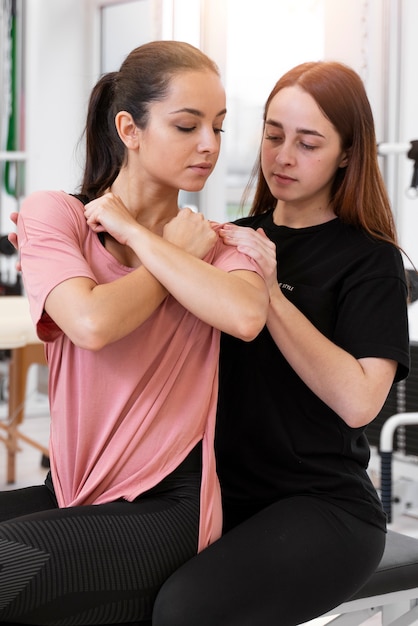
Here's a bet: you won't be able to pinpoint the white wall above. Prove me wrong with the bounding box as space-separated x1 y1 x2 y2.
20 0 418 264
24 0 94 195
23 0 199 196
323 0 418 267
324 0 386 134
396 0 418 267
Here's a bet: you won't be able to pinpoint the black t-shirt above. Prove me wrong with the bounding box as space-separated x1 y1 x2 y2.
215 212 410 531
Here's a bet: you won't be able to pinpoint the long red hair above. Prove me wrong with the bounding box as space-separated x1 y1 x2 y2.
247 61 397 246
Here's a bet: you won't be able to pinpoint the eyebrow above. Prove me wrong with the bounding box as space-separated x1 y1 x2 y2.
265 119 325 139
171 107 227 118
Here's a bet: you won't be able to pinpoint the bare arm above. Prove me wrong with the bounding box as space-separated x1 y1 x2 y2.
143 217 267 342
13 206 211 346
44 271 169 350
42 196 268 350
220 223 397 428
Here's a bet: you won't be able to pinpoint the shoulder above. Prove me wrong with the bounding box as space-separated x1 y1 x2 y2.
207 222 261 274
317 220 404 280
21 190 82 214
19 190 88 233
349 226 404 274
232 210 274 230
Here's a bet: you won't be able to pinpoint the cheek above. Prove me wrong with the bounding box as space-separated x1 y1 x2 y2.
260 153 269 178
314 156 338 177
261 147 273 169
314 158 343 187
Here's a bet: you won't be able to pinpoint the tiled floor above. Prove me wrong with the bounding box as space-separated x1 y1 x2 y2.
1 391 418 626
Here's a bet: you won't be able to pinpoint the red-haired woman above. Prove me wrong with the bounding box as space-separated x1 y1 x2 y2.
154 61 409 626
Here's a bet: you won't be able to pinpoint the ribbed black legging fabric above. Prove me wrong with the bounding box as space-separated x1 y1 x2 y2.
0 444 201 625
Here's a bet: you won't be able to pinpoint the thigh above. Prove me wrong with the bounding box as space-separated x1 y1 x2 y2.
0 483 57 522
153 496 386 626
0 471 201 625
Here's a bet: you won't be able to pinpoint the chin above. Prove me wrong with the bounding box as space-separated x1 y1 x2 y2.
182 182 207 193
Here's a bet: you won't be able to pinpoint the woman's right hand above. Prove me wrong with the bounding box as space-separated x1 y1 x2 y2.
163 208 217 259
84 192 139 245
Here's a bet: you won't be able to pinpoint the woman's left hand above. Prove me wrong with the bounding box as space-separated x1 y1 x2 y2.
220 224 278 291
164 208 217 259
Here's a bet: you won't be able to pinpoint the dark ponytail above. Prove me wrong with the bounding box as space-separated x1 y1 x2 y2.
80 72 125 200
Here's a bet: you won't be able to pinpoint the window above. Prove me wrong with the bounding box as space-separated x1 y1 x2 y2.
223 0 324 220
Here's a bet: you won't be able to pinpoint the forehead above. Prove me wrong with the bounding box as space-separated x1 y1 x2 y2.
267 85 334 133
160 69 226 113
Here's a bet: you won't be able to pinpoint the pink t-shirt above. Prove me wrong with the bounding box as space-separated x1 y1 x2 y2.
18 190 260 551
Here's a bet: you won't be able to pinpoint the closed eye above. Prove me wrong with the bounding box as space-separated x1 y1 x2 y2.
176 126 224 134
265 134 318 151
176 126 196 132
265 134 284 142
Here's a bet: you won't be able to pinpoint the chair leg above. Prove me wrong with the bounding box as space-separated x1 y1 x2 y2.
6 343 47 484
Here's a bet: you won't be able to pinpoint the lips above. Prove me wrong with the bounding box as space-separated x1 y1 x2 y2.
190 163 213 175
192 163 212 170
273 172 297 184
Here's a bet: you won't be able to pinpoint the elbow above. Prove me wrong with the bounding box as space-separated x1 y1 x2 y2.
237 319 265 342
234 306 268 342
341 403 382 429
224 275 269 341
69 316 109 351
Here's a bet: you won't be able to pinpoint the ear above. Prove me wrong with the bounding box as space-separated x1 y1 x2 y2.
338 149 350 169
115 111 140 149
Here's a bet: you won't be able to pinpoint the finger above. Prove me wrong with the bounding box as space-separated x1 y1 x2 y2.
220 222 236 231
177 207 193 218
256 227 268 238
87 222 106 233
222 229 267 251
8 233 18 252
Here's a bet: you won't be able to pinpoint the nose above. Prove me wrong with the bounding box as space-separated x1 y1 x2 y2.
198 126 221 154
275 141 296 166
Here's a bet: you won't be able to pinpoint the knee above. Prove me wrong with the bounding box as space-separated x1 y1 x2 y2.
153 574 190 626
153 543 222 626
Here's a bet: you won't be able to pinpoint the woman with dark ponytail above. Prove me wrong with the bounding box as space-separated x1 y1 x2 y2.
0 40 268 625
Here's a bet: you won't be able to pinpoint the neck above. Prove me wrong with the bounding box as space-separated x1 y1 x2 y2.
110 173 179 235
272 200 336 228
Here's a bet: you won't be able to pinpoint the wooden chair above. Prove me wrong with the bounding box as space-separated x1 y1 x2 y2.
0 296 48 483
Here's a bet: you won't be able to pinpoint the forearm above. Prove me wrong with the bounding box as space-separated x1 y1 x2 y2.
45 266 168 350
267 284 396 427
127 222 269 341
80 195 267 338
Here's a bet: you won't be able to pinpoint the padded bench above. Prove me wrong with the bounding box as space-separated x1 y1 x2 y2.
321 530 418 625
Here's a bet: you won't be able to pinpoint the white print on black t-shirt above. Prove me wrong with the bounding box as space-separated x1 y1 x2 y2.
279 283 294 292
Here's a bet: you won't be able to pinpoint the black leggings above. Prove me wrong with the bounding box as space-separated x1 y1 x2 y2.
0 445 201 625
153 495 386 626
